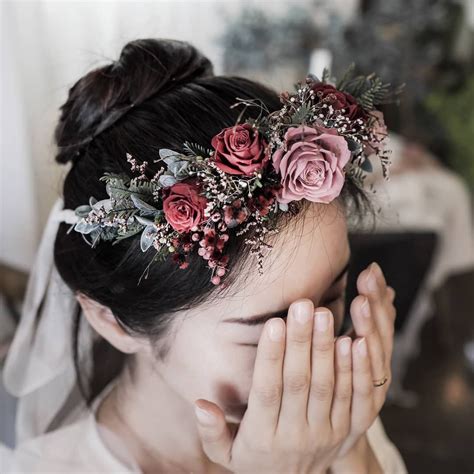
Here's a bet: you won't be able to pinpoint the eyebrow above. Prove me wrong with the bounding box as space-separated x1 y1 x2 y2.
223 253 351 326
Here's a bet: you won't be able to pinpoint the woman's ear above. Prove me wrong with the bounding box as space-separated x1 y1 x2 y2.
76 292 144 354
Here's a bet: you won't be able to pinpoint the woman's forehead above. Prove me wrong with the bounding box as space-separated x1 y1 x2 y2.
212 202 350 322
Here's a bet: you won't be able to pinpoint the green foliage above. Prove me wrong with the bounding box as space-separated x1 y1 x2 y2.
290 104 312 124
426 76 474 191
321 67 331 84
335 64 405 111
183 141 213 158
101 173 156 201
113 224 143 242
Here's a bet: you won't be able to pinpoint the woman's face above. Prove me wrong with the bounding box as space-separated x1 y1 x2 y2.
149 202 350 423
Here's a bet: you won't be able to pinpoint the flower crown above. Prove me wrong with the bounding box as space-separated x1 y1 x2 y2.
69 65 402 286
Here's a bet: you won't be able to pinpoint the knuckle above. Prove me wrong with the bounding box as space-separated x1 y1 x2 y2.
336 361 352 374
350 294 366 313
284 372 310 394
355 382 373 397
254 383 282 407
334 384 352 402
314 338 334 353
262 348 283 363
310 380 334 401
364 322 378 337
289 333 312 348
354 361 371 376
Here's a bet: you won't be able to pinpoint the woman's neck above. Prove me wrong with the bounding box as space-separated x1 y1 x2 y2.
95 356 230 474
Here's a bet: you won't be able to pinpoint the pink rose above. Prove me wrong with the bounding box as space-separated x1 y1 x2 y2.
211 123 269 176
163 182 207 233
365 110 388 155
272 125 351 204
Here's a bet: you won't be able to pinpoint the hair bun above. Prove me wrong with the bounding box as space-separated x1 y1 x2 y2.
54 38 214 164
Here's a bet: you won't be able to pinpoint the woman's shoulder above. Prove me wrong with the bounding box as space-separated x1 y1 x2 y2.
2 409 140 473
366 415 408 474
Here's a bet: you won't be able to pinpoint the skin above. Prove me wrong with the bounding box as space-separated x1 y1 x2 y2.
78 200 397 474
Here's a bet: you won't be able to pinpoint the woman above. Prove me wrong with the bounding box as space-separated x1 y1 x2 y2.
3 38 407 473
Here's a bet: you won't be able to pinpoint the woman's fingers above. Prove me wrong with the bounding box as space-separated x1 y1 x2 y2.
357 262 396 367
351 337 374 431
349 295 387 400
330 337 352 437
350 293 389 408
307 308 335 427
278 299 314 431
334 336 375 459
245 317 286 439
194 399 234 466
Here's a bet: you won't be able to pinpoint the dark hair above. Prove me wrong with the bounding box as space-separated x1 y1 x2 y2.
53 38 372 405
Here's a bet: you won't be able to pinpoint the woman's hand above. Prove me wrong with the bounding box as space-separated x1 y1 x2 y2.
334 261 397 460
193 299 360 474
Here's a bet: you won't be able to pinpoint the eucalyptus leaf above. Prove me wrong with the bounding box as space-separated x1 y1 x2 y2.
159 148 183 161
135 215 155 227
278 202 289 212
74 219 100 235
168 160 189 177
140 226 157 252
131 194 158 215
159 174 177 187
75 205 92 218
91 198 113 213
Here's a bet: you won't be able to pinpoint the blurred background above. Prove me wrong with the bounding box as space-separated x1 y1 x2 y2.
1 0 473 471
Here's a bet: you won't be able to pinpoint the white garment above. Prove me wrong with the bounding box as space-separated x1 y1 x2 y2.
1 377 407 473
2 198 94 445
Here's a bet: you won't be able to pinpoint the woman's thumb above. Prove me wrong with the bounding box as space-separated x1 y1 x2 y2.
194 399 233 467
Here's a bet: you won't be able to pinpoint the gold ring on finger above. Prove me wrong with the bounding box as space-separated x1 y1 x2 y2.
373 375 388 387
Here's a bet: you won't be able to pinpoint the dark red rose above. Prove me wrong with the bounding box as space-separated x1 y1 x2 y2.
311 83 365 120
211 123 269 176
163 182 207 233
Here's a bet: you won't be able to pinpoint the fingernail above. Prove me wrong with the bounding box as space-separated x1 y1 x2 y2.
268 319 284 341
293 300 312 325
339 337 351 356
315 311 329 332
361 297 370 318
195 405 215 425
357 338 367 356
366 263 378 292
372 261 383 278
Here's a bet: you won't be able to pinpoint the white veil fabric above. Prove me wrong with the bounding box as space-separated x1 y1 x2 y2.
2 198 94 445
